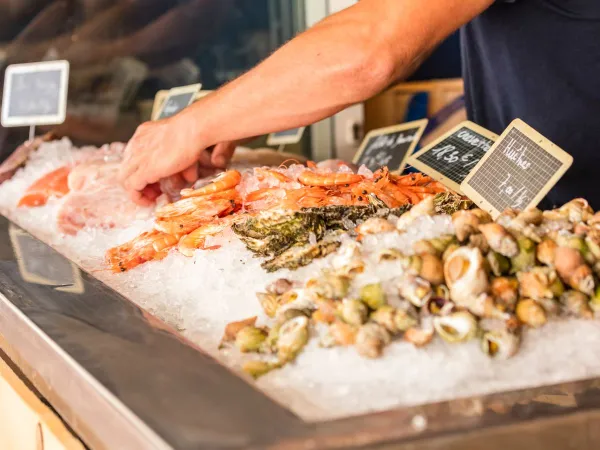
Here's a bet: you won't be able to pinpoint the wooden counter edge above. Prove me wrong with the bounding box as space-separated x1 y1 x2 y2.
0 355 85 450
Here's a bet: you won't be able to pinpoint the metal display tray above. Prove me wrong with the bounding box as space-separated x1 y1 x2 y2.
1 214 600 450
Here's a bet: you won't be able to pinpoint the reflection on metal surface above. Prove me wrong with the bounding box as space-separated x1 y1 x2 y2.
535 394 578 408
8 224 84 294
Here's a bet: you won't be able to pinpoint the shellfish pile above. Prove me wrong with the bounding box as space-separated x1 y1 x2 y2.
221 197 600 378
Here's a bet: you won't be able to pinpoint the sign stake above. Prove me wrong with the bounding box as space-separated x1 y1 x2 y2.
28 125 35 142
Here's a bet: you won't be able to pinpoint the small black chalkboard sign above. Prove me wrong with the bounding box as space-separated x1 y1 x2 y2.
267 127 306 146
1 60 69 127
353 120 427 173
408 121 497 192
461 119 573 218
156 83 201 120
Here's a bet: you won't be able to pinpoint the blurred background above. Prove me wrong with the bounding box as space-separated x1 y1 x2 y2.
0 0 462 162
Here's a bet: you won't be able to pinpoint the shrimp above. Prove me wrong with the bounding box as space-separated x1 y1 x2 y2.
254 168 292 183
244 187 287 211
156 191 239 219
393 173 433 186
178 221 230 256
18 166 71 207
179 170 241 198
154 199 236 235
106 230 180 273
298 171 363 187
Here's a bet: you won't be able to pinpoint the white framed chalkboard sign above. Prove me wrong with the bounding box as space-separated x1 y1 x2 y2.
461 119 573 218
408 121 498 193
155 83 201 120
353 119 428 173
267 127 306 146
1 60 69 127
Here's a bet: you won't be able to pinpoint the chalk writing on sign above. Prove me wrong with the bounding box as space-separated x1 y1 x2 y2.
354 120 427 173
461 119 573 217
408 122 497 192
2 60 69 127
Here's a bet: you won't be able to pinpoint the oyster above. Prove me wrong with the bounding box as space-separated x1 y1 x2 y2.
433 311 478 343
262 237 342 272
433 192 473 215
233 210 326 257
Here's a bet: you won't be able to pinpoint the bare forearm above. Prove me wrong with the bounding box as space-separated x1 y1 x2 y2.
182 0 493 147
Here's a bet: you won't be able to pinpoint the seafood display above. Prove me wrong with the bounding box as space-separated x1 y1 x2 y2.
106 165 447 273
5 137 600 422
15 142 156 235
222 198 600 378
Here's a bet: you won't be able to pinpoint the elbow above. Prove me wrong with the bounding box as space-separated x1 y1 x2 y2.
353 46 397 100
339 25 420 103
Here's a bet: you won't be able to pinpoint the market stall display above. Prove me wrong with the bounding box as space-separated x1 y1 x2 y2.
3 134 600 432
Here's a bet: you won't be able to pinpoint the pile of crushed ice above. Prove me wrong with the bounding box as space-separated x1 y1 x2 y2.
2 139 600 422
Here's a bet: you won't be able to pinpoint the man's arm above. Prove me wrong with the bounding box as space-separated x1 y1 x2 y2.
120 0 493 202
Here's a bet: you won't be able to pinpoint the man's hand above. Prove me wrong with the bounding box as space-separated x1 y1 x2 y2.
119 0 493 205
119 112 237 205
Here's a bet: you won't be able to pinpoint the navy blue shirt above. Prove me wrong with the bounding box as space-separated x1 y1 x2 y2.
461 0 600 208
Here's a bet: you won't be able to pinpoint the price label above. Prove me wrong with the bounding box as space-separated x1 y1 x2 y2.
353 119 428 173
461 119 573 218
408 121 497 193
267 127 306 146
1 60 69 127
154 83 201 120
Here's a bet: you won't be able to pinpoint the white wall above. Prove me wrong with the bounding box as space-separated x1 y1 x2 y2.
328 0 364 162
304 0 364 162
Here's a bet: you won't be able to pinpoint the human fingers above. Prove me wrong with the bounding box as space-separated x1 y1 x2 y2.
182 163 199 183
198 146 214 168
211 142 237 169
197 166 220 179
